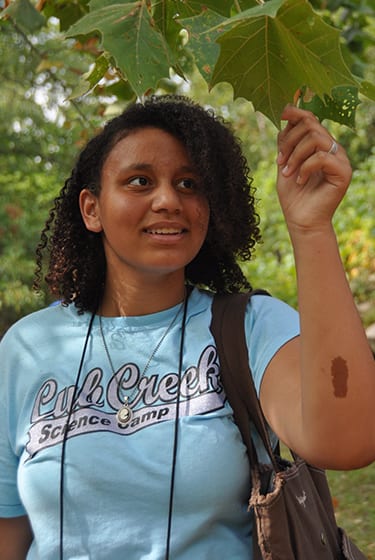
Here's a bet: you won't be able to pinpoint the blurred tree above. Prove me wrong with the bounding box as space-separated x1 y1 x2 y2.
0 16 108 335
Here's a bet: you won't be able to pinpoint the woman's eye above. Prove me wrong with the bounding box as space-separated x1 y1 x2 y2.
129 176 148 186
177 178 197 191
128 176 149 187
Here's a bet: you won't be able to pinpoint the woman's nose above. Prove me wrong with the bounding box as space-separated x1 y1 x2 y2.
151 182 182 213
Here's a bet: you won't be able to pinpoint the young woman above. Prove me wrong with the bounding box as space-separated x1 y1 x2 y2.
0 95 374 559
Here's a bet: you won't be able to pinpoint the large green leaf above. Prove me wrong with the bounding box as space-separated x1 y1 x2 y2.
2 0 45 32
66 1 177 97
208 0 360 127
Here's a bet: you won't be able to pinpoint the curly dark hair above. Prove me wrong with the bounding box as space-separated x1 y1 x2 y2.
34 95 261 312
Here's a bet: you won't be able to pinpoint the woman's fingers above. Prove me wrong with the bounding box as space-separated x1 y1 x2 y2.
277 105 351 189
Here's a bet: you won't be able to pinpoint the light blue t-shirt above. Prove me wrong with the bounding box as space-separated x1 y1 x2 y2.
0 288 299 559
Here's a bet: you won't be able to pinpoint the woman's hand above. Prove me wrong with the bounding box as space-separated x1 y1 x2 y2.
276 105 352 235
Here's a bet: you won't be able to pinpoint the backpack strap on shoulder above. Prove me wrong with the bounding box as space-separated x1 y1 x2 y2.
210 290 277 469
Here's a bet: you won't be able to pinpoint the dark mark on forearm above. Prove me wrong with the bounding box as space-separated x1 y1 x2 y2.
331 356 348 398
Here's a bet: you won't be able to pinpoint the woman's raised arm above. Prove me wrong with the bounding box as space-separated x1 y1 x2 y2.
260 105 375 470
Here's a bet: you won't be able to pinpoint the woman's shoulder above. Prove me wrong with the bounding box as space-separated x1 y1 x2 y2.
196 288 298 315
0 303 87 348
192 288 299 335
244 292 299 338
247 291 298 316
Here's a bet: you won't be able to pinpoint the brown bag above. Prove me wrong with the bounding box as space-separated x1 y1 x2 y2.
210 292 367 560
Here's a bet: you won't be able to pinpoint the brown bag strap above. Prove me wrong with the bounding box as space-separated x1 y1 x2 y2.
210 291 278 471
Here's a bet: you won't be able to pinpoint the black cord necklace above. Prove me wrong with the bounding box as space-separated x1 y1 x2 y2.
165 291 189 559
59 309 96 560
58 292 190 560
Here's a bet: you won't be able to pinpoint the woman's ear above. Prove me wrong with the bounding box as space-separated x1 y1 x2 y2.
79 189 103 233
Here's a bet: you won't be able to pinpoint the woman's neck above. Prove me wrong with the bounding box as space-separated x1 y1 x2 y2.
99 272 187 317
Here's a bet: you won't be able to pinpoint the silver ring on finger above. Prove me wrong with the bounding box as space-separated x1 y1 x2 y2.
327 140 338 155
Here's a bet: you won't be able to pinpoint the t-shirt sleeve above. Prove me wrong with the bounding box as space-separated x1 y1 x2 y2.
0 332 27 517
245 294 300 395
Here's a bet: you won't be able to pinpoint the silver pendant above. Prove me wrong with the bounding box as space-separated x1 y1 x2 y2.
117 403 132 426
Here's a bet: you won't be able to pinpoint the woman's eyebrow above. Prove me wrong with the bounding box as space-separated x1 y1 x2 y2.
117 163 199 174
118 162 152 172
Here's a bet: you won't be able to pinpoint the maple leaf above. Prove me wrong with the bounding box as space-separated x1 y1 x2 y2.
66 1 177 97
204 0 360 127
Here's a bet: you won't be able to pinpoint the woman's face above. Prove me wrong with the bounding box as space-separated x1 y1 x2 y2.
80 127 210 285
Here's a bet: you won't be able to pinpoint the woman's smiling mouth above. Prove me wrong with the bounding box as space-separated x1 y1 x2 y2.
145 228 186 235
144 222 188 236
